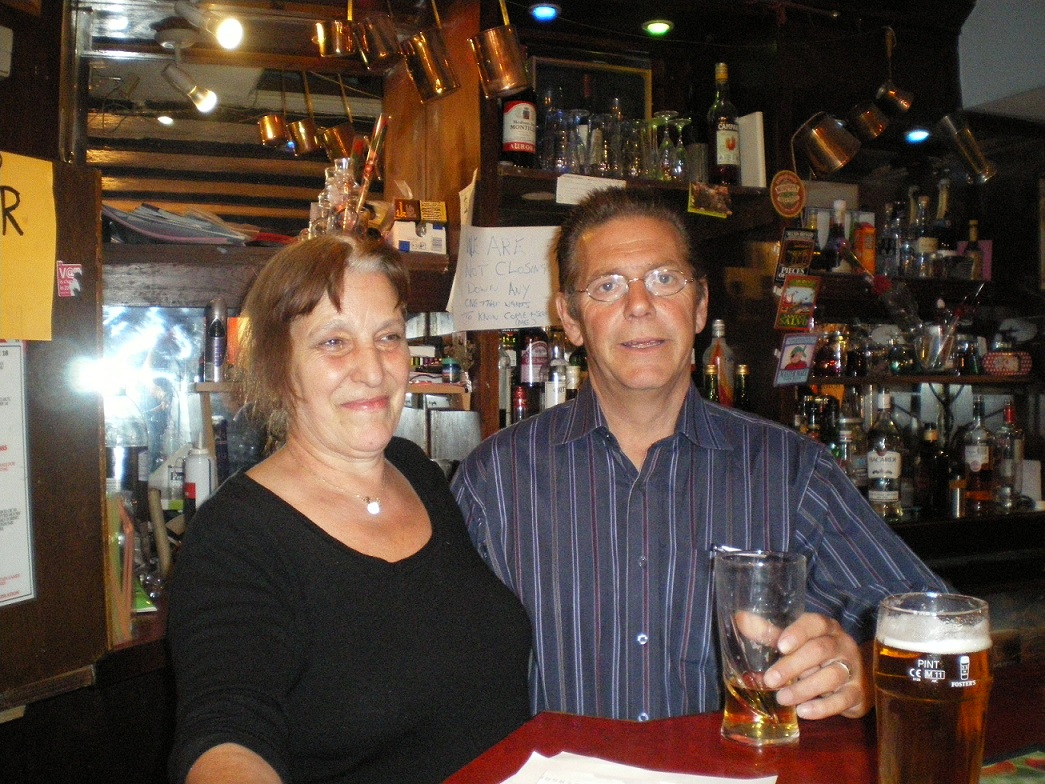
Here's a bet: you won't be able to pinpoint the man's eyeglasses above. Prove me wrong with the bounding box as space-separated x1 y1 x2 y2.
577 267 695 304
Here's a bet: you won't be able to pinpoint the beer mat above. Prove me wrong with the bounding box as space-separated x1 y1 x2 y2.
982 747 1045 781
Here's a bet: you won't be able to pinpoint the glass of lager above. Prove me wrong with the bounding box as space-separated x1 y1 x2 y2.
874 592 993 784
714 550 806 746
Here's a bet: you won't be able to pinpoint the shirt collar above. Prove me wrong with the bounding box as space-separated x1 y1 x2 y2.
558 382 733 452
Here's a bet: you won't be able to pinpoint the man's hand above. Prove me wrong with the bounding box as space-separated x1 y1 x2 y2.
762 612 872 719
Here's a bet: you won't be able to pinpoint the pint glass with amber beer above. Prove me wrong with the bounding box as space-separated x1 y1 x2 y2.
714 550 806 746
874 592 993 784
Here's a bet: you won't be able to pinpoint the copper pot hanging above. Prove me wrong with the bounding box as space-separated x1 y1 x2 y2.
848 101 889 142
315 0 358 58
468 0 529 99
357 8 400 69
287 72 321 156
792 112 861 178
258 71 291 147
402 0 460 102
321 75 356 162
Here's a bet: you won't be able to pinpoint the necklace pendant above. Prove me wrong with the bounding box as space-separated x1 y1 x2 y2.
362 497 381 515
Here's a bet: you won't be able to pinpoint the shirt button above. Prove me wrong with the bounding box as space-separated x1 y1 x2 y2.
637 712 649 722
638 555 648 568
636 632 648 645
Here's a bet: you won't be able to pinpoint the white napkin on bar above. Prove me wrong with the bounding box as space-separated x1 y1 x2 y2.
499 751 777 784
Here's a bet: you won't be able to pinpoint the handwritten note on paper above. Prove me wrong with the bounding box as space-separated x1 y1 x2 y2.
448 224 561 332
501 751 778 784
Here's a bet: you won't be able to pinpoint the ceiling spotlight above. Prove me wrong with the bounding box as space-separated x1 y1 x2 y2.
163 62 218 113
157 115 175 126
642 19 673 36
529 3 560 22
905 127 931 144
174 0 243 49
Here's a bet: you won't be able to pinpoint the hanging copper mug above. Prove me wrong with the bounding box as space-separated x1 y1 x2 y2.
321 75 356 162
315 0 358 58
402 0 460 103
848 101 889 142
468 0 528 98
258 71 291 147
287 72 321 156
357 11 400 69
315 20 357 57
791 112 861 178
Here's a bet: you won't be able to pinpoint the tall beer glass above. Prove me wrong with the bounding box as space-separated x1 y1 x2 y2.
874 592 993 784
714 550 806 746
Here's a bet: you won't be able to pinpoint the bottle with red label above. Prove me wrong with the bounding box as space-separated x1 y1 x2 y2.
517 326 549 413
501 82 538 168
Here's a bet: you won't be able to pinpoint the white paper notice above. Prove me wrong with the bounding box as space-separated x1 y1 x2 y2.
555 174 626 206
448 224 560 331
0 340 35 607
501 751 777 784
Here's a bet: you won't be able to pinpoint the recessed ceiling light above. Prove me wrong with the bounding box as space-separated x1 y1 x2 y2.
905 127 930 144
529 3 560 22
643 19 673 36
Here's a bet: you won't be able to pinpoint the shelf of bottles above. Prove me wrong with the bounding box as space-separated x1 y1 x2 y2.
806 374 1035 387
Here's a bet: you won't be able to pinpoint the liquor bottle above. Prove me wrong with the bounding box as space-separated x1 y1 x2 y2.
820 200 857 273
566 344 586 401
543 329 568 410
899 187 919 277
734 364 751 411
963 395 995 516
900 394 922 515
702 363 719 403
497 329 518 428
706 62 740 186
183 436 215 526
807 210 825 271
931 178 958 276
993 401 1024 513
517 325 549 414
964 220 984 280
912 194 938 278
702 319 736 406
511 384 536 423
876 202 902 277
866 391 905 524
838 415 869 496
914 423 949 519
501 81 538 168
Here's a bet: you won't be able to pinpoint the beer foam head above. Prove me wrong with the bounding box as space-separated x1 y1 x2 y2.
876 593 992 653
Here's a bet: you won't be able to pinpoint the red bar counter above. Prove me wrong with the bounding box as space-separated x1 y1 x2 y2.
445 660 1045 783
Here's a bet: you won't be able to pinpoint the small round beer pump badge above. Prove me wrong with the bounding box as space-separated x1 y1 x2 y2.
770 170 806 220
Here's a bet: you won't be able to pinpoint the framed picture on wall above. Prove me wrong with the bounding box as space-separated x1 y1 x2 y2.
529 56 652 120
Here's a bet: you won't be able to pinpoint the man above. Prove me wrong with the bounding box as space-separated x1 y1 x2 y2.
452 188 946 723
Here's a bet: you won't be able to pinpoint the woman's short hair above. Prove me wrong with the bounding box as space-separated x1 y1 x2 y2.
555 188 705 298
239 235 408 434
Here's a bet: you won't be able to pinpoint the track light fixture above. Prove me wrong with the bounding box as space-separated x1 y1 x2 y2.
174 0 243 50
155 20 218 113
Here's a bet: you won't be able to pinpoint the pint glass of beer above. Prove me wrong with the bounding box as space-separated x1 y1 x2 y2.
714 550 806 746
874 592 993 784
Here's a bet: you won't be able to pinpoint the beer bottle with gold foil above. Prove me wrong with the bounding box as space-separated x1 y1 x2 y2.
702 364 719 403
734 364 750 411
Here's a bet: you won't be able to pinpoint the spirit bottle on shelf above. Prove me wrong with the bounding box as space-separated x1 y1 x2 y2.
702 319 736 406
706 62 740 186
867 391 905 524
993 401 1024 513
963 395 995 516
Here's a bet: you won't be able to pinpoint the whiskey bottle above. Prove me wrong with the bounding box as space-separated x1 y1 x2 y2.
706 62 740 186
867 391 905 524
993 401 1024 513
702 319 736 406
963 395 995 515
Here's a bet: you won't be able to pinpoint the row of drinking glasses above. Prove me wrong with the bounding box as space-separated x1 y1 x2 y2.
539 109 703 183
305 156 369 238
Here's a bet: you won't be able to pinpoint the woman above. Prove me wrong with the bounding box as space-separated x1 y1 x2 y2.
167 235 532 784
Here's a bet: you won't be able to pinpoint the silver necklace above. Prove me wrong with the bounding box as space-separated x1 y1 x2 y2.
313 471 382 515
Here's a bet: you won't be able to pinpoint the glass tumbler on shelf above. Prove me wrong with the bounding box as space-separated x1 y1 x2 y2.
619 118 647 178
586 113 616 176
566 109 591 174
653 110 679 181
671 116 692 181
540 107 569 173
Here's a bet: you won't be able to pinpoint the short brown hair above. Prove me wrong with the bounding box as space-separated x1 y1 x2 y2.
555 188 705 297
239 235 408 434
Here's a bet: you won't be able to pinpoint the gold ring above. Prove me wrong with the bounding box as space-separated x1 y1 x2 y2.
830 659 853 681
